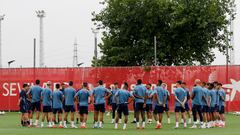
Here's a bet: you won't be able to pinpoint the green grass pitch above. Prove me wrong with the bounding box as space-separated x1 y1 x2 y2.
0 112 239 135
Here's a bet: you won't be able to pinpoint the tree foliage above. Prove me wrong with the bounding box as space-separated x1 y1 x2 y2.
92 0 236 66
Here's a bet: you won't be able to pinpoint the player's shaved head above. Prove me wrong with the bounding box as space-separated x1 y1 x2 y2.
195 79 201 85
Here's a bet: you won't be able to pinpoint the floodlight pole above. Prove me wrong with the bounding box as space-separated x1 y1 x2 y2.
36 10 45 67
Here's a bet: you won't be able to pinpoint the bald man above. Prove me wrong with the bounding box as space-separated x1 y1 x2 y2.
191 79 204 128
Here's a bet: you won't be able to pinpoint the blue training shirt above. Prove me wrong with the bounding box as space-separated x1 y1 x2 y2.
192 86 203 105
164 89 170 105
133 84 147 103
111 89 119 104
202 88 210 106
146 90 153 104
151 86 166 106
210 89 217 107
75 89 90 106
64 87 76 106
29 85 43 103
52 90 63 109
92 85 110 105
115 89 132 104
174 87 187 107
219 89 226 107
41 88 52 106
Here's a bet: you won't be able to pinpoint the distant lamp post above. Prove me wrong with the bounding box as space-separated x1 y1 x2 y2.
91 28 99 59
77 62 84 67
8 60 15 68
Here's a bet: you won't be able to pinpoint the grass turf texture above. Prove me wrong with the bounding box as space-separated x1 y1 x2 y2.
0 112 239 135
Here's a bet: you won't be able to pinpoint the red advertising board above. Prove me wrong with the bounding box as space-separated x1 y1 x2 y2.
0 66 240 111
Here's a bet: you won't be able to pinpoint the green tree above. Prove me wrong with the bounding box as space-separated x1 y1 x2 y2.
92 0 236 66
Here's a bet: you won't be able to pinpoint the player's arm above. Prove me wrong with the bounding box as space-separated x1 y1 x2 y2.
128 93 135 104
105 89 112 100
191 88 196 99
74 92 79 103
220 92 225 101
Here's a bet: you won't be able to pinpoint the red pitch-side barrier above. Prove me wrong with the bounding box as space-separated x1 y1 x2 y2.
0 66 240 111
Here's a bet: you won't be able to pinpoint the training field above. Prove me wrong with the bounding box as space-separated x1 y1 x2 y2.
0 112 239 135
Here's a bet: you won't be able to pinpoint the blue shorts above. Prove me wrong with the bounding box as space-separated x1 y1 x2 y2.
164 104 169 111
153 105 164 114
31 101 41 112
146 104 152 112
219 106 225 114
135 103 145 112
64 105 75 112
43 106 52 113
175 106 185 113
78 106 88 114
53 108 63 114
185 103 190 111
94 104 105 113
117 103 129 116
202 105 209 113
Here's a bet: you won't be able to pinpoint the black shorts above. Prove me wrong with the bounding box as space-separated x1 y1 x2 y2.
31 101 41 112
117 103 129 116
20 104 28 113
145 104 152 112
215 105 220 112
53 108 63 114
153 105 164 114
112 103 117 111
202 105 210 113
175 106 185 113
94 104 105 113
184 103 190 111
219 106 225 114
135 103 145 112
43 106 52 113
78 106 88 115
164 104 169 111
192 104 202 112
64 105 75 113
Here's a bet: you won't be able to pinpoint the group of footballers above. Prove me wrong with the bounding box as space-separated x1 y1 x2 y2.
18 78 226 130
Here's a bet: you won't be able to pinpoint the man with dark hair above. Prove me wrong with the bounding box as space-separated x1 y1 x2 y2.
18 83 29 126
111 82 121 124
181 82 192 124
63 81 77 128
114 82 134 130
162 83 171 124
133 79 147 129
28 79 43 127
92 80 112 128
146 83 153 124
191 79 204 128
75 82 91 128
150 80 166 129
52 83 64 128
174 81 187 128
41 81 53 128
202 82 210 128
217 83 226 127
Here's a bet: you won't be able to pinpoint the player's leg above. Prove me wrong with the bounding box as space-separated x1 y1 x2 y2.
114 105 121 129
197 105 204 128
70 106 77 128
99 104 105 128
154 106 161 129
140 104 146 129
175 107 179 128
191 105 197 128
135 103 141 128
35 102 41 126
111 103 116 123
93 110 99 128
123 104 129 130
63 106 69 128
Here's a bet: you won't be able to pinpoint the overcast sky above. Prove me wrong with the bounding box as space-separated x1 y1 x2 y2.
0 0 239 68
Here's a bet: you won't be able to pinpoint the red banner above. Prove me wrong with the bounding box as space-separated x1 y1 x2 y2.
0 66 240 111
